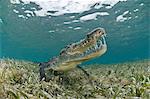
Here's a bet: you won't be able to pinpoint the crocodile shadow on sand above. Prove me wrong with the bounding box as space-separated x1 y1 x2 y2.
39 28 107 81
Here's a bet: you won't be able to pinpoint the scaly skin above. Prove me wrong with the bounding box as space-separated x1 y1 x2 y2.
39 28 107 80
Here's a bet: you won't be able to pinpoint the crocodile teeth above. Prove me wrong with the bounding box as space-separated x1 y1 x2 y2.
101 35 106 45
98 41 102 47
95 44 98 49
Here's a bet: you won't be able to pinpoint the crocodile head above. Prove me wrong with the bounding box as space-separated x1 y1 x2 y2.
60 28 107 57
79 28 107 60
54 28 107 71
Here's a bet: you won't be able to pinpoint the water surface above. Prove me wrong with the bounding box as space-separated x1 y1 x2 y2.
0 0 149 64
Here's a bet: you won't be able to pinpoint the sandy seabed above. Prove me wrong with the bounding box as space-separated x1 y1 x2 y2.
0 59 149 99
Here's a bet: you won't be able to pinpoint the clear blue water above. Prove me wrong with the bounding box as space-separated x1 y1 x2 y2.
0 0 149 64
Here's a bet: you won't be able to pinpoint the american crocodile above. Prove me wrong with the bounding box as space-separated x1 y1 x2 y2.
39 28 107 80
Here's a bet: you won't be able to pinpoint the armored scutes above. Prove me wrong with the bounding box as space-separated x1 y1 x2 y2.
39 28 107 80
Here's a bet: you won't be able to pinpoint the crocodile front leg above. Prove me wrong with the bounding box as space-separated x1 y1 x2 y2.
77 65 90 78
39 62 47 81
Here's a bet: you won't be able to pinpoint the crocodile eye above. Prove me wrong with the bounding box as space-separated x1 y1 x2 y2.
98 31 102 33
